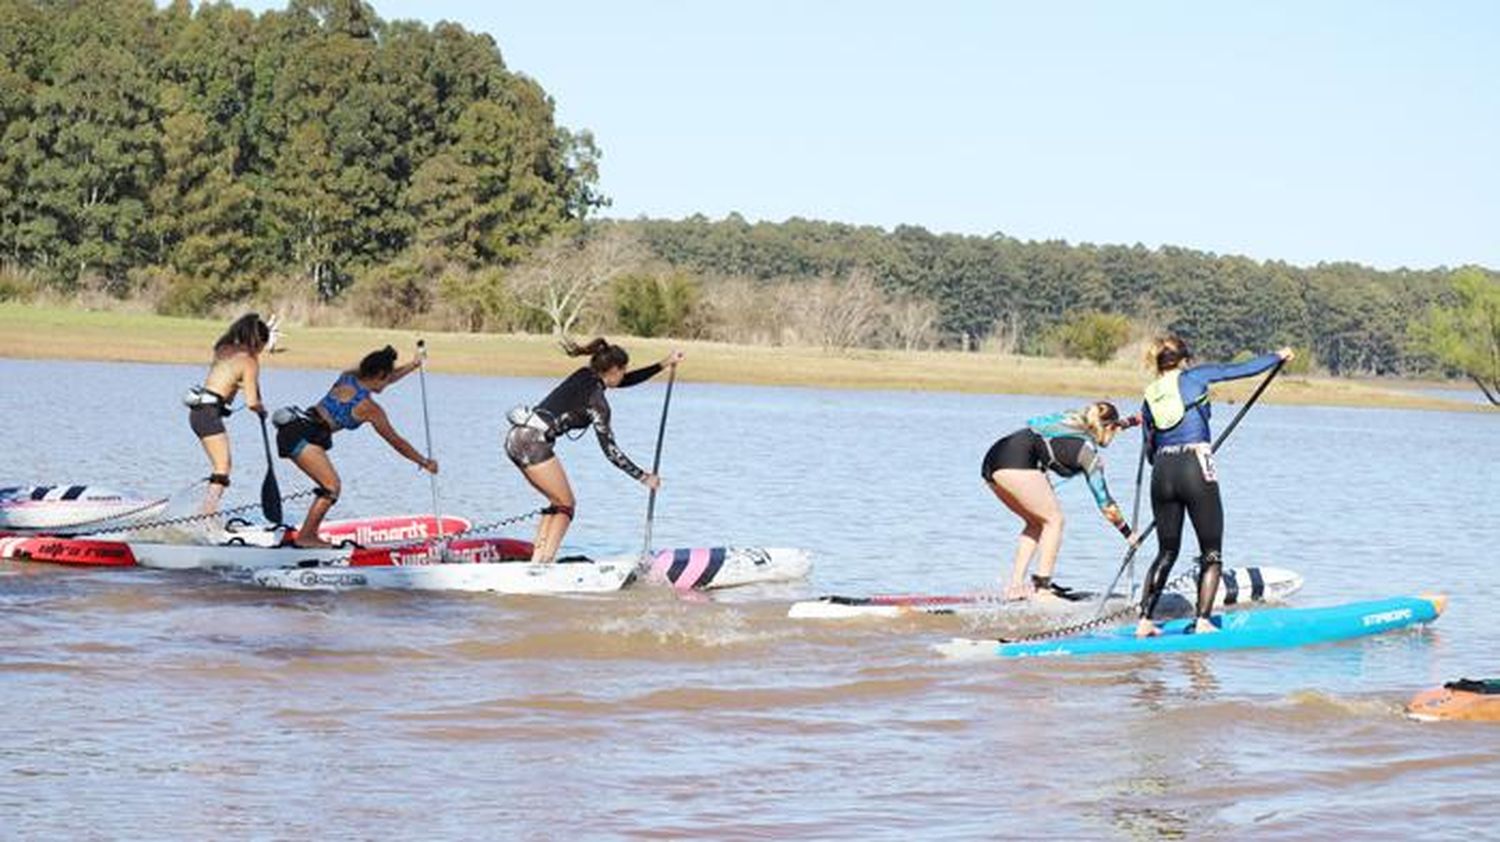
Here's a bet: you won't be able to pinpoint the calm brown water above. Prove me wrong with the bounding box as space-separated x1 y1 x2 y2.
3 358 1498 839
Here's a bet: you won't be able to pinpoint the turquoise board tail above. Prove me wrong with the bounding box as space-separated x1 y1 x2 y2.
981 595 1445 659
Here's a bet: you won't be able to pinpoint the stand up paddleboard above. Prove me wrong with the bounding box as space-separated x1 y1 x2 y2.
1 514 529 570
253 546 813 594
252 556 636 594
0 485 166 531
1406 679 1500 723
935 595 1444 659
790 566 1301 620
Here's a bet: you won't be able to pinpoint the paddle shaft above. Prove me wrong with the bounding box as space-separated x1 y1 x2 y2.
258 414 283 525
641 365 677 558
415 339 443 539
1094 359 1286 617
1125 435 1147 597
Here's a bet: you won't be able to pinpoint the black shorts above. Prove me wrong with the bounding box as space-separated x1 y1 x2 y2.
276 414 334 459
188 405 229 439
982 430 1046 478
504 425 556 469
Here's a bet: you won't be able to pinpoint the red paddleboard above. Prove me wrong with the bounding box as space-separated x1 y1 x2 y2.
0 534 136 566
287 514 473 547
348 536 533 567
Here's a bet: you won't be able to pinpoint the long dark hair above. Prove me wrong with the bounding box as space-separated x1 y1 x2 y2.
563 337 629 374
356 345 398 380
214 313 270 357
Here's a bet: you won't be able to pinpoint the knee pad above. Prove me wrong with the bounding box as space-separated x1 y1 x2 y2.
541 504 575 520
208 473 231 488
313 486 339 504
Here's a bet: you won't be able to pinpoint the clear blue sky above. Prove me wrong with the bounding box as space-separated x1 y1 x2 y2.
237 0 1498 270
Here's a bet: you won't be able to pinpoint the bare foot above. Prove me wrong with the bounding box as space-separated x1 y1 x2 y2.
1193 618 1219 634
1135 619 1161 638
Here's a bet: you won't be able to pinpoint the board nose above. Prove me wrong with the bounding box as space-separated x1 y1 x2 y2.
1421 593 1448 616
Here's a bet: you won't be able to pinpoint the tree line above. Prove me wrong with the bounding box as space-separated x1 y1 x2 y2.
2 0 1496 394
0 0 601 309
620 215 1500 378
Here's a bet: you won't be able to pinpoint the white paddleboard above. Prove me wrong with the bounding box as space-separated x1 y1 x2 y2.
251 556 636 594
788 566 1304 619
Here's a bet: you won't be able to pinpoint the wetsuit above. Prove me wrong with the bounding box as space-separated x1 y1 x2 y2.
504 364 663 477
1138 353 1281 620
982 412 1130 538
275 372 369 459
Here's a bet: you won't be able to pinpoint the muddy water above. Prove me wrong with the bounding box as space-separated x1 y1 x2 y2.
2 358 1497 838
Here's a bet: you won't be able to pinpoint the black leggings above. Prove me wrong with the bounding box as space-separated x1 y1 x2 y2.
1141 448 1224 619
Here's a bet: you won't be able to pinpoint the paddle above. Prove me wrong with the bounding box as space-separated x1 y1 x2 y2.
258 414 283 525
1124 429 1148 599
415 338 444 539
1093 359 1286 618
640 363 678 560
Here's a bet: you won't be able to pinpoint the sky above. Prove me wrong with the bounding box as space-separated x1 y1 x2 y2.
235 0 1499 270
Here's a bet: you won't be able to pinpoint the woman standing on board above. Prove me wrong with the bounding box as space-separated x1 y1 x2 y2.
1135 336 1293 637
505 338 683 563
185 313 276 513
274 345 437 548
983 402 1138 601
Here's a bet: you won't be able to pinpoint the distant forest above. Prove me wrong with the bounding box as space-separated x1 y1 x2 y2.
1 0 1495 380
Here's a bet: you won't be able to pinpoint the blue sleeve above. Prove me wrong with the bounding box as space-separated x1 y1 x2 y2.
1189 353 1281 385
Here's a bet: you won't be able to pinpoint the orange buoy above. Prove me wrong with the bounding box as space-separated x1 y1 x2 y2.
1406 679 1500 722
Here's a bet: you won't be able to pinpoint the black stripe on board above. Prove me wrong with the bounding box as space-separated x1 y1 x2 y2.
30 486 53 500
1222 569 1239 605
693 547 727 588
1249 567 1265 601
61 485 86 501
666 548 691 584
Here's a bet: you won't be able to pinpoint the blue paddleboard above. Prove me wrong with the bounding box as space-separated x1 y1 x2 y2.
937 595 1445 659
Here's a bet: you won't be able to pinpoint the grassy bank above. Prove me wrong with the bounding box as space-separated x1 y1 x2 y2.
0 303 1478 412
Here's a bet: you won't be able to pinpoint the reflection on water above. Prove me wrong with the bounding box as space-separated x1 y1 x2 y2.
1 358 1498 838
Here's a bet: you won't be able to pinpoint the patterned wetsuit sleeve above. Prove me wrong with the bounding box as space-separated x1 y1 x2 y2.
1076 445 1118 512
1191 353 1281 385
588 390 646 480
618 363 664 389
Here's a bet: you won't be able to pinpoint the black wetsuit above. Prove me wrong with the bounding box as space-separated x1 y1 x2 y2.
1138 354 1281 621
504 364 663 477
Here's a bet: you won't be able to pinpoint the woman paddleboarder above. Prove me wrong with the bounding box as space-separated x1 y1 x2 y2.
1135 336 1293 636
983 402 1138 601
185 313 275 513
274 345 437 548
505 338 683 563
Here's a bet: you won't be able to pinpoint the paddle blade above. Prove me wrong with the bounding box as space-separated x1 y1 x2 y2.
258 417 283 524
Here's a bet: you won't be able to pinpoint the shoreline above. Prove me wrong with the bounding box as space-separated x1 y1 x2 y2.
0 303 1482 412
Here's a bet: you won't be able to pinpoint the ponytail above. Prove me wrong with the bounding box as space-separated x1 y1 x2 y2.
562 336 629 374
357 345 398 379
1146 334 1192 373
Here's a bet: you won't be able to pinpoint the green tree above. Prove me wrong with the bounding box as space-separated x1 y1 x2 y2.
614 272 700 337
1047 310 1133 365
1411 268 1500 405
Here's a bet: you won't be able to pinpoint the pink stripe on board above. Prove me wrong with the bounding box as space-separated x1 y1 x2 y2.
649 549 674 579
673 547 712 590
